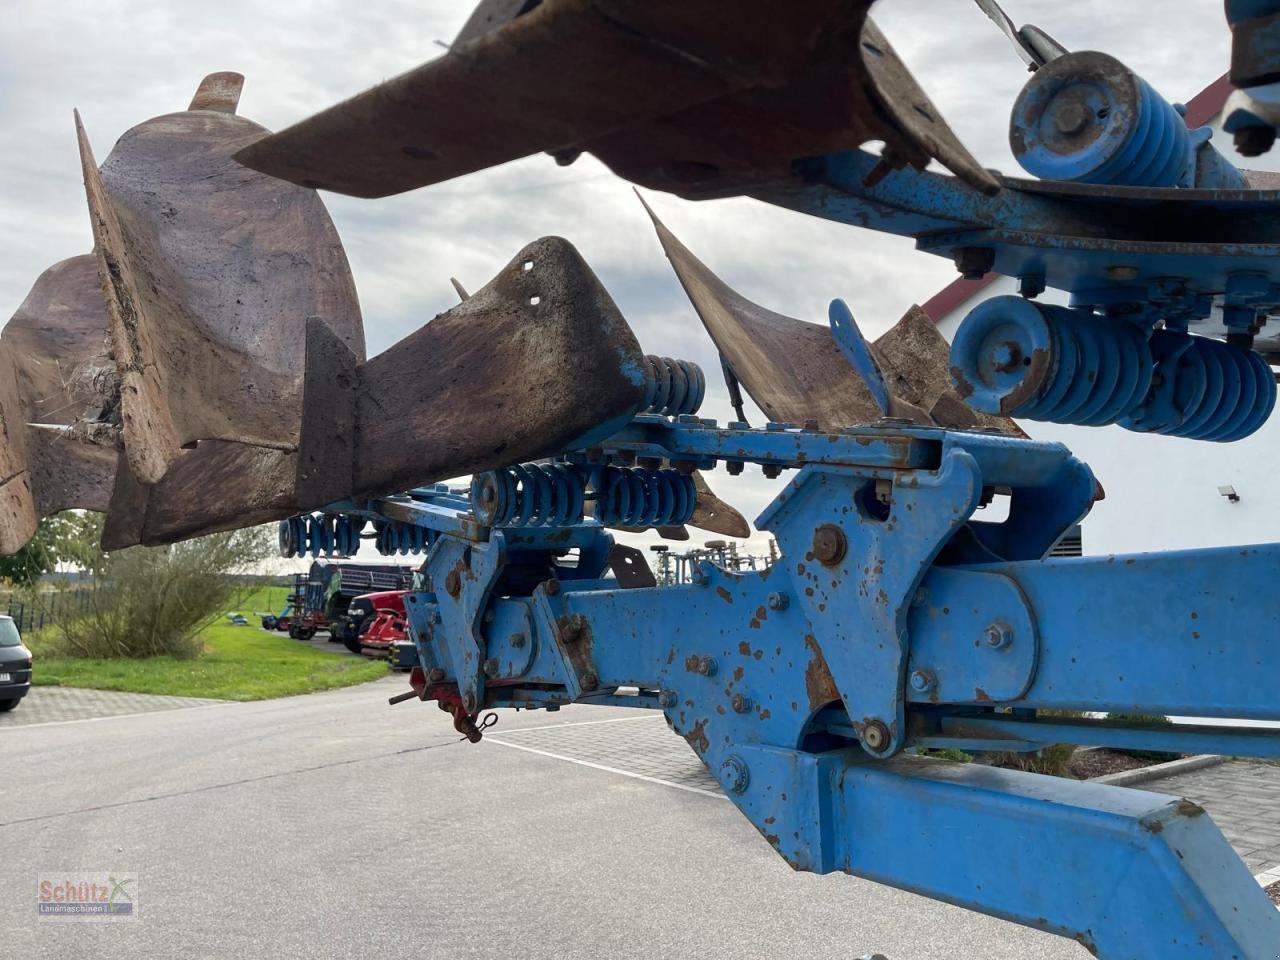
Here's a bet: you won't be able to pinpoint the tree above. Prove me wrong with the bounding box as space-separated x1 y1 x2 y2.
0 513 101 586
49 525 276 660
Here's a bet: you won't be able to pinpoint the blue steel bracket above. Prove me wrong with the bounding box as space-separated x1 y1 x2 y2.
729 745 1280 959
426 536 503 714
755 149 1280 348
755 450 986 757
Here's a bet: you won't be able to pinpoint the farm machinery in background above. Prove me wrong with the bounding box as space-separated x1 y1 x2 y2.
649 540 778 587
5 1 1280 956
261 561 416 642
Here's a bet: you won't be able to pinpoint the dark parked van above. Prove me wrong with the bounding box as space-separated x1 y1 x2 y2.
0 615 32 712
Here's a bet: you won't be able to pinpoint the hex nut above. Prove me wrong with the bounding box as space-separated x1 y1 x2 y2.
984 621 1013 650
909 669 936 694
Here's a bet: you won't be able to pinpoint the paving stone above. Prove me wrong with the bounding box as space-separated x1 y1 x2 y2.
1141 760 1280 875
488 715 722 795
0 685 223 727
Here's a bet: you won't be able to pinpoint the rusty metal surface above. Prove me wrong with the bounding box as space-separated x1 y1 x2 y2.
234 3 995 200
75 95 365 488
0 344 34 554
643 199 884 428
1 74 655 554
188 71 245 113
645 200 1021 435
347 236 646 501
105 236 649 548
101 443 296 550
0 255 120 551
689 472 750 539
874 305 1024 436
453 0 540 47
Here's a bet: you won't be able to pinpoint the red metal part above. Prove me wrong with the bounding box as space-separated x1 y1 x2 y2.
358 607 410 653
408 667 487 742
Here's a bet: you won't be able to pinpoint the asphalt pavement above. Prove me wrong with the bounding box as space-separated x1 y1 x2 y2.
0 677 1101 959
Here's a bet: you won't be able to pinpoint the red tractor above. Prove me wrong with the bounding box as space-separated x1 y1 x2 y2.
333 589 409 656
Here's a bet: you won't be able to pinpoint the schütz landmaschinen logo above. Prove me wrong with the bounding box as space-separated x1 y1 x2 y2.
38 872 138 920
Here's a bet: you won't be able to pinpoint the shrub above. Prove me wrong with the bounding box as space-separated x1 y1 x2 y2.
46 524 275 660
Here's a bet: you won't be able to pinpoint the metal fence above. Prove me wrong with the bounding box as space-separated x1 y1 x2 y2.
4 590 94 635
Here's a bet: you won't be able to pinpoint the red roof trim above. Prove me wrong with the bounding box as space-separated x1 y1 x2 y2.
1182 73 1234 130
921 74 1235 325
921 273 999 323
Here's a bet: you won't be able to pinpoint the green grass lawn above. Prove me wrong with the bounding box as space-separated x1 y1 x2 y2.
27 586 389 700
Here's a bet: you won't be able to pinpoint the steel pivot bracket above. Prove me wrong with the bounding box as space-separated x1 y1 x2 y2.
757 448 984 756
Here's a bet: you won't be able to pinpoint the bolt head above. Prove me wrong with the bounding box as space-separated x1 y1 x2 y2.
909 669 936 694
559 616 584 643
720 755 750 794
767 592 789 611
543 579 561 597
483 658 500 678
580 672 599 691
697 656 717 677
731 693 752 714
812 524 848 566
426 667 446 684
658 690 678 709
984 622 1013 650
861 719 891 754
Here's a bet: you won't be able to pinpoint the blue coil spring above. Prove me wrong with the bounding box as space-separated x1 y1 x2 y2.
1010 51 1192 187
470 462 586 527
1118 331 1277 442
951 297 1154 426
594 466 696 528
641 355 705 417
278 515 366 559
373 521 434 556
950 296 1277 441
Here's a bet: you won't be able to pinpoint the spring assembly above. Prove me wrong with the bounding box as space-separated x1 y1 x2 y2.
1010 50 1245 189
1118 330 1277 441
640 355 705 417
951 296 1277 441
593 466 696 528
278 515 367 559
951 297 1154 426
373 521 434 556
470 462 586 527
333 516 364 557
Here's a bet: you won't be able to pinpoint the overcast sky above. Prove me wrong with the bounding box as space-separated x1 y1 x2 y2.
0 1 1240 560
